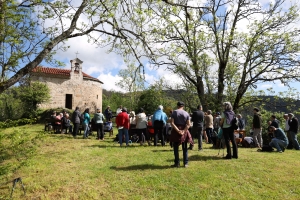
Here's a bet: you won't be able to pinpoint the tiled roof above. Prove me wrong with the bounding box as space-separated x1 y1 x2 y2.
32 66 103 83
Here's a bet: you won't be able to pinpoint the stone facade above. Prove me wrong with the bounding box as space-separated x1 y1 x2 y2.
31 58 103 113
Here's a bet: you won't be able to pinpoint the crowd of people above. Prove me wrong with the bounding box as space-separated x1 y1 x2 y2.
48 101 299 168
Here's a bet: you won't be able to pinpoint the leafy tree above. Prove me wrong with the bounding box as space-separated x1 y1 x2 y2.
18 81 50 118
138 83 176 115
116 63 145 110
0 0 148 93
126 0 300 112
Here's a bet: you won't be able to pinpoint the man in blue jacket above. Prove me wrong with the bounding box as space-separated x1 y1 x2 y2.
152 105 168 146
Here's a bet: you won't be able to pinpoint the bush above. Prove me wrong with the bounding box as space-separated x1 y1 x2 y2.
0 118 37 129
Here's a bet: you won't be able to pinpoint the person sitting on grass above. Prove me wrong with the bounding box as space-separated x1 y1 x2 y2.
268 126 289 153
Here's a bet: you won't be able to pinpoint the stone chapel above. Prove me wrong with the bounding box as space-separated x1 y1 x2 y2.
30 57 103 112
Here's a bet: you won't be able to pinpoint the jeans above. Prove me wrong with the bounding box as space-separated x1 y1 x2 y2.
252 128 263 148
83 123 89 138
206 128 213 143
96 123 104 139
192 126 203 149
118 128 129 146
173 142 188 165
223 127 238 158
289 131 300 150
269 138 288 152
73 123 80 137
154 120 165 146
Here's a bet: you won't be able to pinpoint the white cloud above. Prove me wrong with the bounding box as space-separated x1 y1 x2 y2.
97 72 124 92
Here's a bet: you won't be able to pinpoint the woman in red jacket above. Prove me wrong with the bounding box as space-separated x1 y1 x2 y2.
116 107 130 146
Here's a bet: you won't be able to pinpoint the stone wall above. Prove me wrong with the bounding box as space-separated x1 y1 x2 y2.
31 75 102 113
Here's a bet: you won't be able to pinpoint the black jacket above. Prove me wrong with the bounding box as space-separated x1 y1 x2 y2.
288 117 298 134
191 110 204 127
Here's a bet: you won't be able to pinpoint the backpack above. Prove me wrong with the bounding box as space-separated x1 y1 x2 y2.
231 117 238 130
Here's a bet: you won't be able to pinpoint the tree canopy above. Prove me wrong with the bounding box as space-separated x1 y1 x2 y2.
1 0 300 112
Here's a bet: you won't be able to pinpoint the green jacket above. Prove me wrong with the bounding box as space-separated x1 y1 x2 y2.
253 112 262 129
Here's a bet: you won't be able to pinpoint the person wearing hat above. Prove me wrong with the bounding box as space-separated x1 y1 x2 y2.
152 105 168 146
252 107 263 148
169 101 193 167
287 113 300 150
116 107 130 146
93 108 106 140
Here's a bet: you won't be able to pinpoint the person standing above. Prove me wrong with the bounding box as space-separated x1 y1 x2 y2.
283 114 292 149
191 105 204 151
135 108 151 146
104 106 112 121
93 108 106 140
220 102 238 159
152 105 168 146
288 113 300 150
269 126 289 153
72 107 81 138
237 114 245 130
252 107 263 148
82 108 90 139
169 101 193 167
116 105 123 115
116 107 130 146
204 110 214 144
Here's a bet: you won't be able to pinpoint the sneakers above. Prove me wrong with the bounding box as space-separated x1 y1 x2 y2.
282 147 285 152
184 164 188 168
278 150 283 153
171 164 180 168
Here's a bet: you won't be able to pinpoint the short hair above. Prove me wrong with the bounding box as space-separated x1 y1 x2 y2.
223 102 233 111
269 126 276 130
158 105 163 110
237 114 242 118
75 107 79 110
271 115 276 119
197 105 202 109
253 107 259 112
177 101 184 107
288 113 294 117
207 110 212 114
138 108 144 113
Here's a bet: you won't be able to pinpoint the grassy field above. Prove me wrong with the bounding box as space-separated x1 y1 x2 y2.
1 124 300 200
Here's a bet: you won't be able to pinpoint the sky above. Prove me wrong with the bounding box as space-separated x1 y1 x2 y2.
40 0 300 95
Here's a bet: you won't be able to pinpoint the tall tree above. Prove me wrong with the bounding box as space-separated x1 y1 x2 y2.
116 62 145 110
0 0 147 93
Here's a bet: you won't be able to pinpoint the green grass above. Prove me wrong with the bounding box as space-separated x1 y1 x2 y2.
1 124 300 199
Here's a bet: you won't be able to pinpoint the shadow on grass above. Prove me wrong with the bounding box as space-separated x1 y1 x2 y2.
152 149 173 152
110 164 171 171
188 154 224 161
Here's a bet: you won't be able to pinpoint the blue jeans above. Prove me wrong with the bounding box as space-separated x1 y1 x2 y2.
83 123 89 138
289 131 300 150
269 138 288 152
118 128 129 146
173 142 188 165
